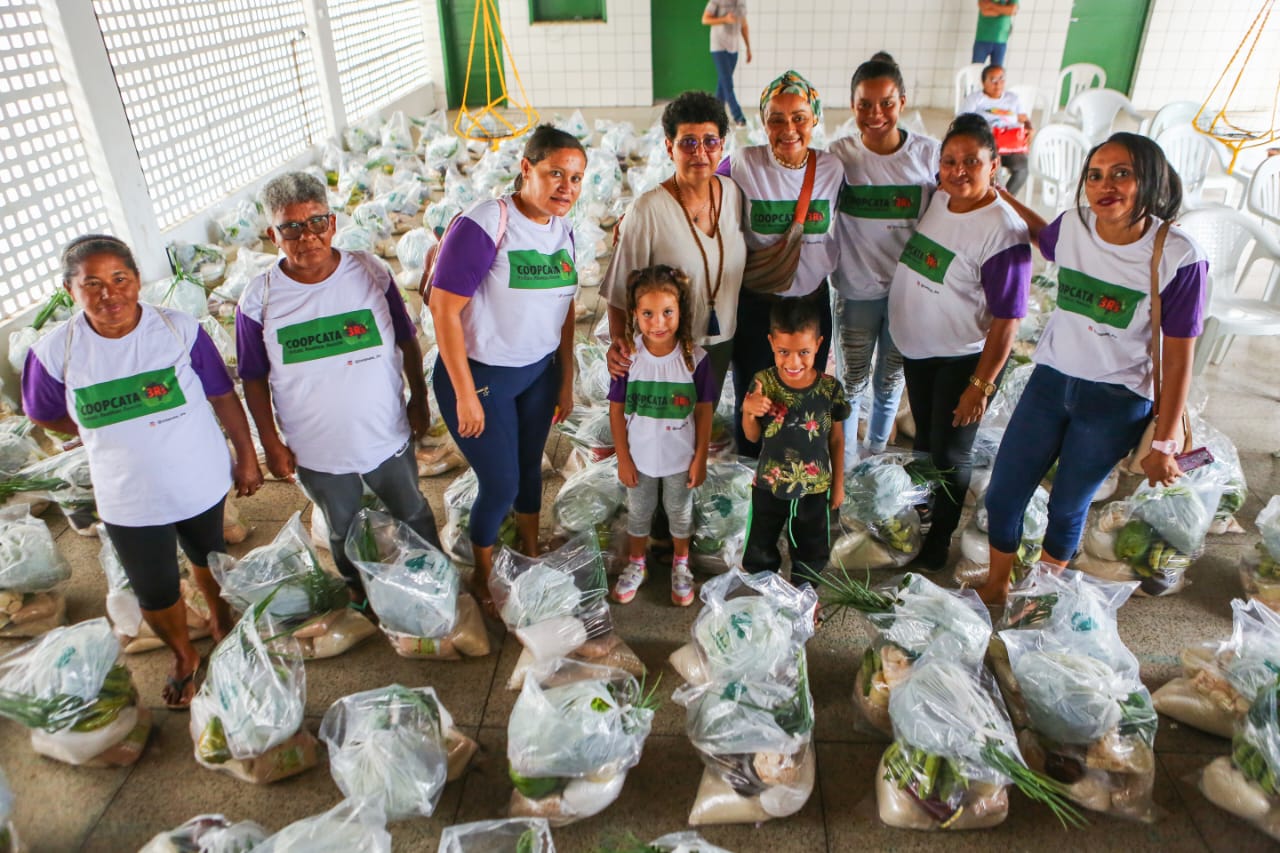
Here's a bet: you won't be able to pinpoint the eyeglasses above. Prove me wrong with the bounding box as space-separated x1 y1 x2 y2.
273 214 332 240
674 135 723 153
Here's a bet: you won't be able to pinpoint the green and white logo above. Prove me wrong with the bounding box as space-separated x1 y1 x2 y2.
507 249 578 289
750 200 832 235
74 366 186 429
276 309 383 365
1057 268 1142 329
839 185 922 220
624 379 696 420
899 232 955 285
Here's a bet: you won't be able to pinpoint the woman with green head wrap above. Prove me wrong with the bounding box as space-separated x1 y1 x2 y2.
719 69 844 458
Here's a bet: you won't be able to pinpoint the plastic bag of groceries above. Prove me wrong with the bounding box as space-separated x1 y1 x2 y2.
210 247 275 307
491 533 643 688
1193 417 1248 534
395 227 436 285
99 526 211 653
1243 496 1280 611
954 485 1049 588
551 458 626 546
0 617 149 767
876 651 1085 831
690 458 753 574
438 818 555 852
1153 598 1280 738
1199 680 1280 841
139 814 268 853
15 445 98 534
0 504 69 637
574 342 612 407
595 119 637 159
832 452 944 571
441 468 518 565
319 684 478 821
213 199 267 248
1075 463 1228 596
555 407 616 466
190 599 317 784
344 112 382 154
602 833 733 853
345 509 489 660
0 425 42 483
822 571 992 737
508 658 656 826
256 798 390 853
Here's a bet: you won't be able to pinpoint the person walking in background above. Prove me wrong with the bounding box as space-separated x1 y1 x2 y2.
702 1 752 128
961 64 1033 196
973 0 1018 66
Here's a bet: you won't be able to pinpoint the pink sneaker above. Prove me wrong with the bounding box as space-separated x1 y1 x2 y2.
671 560 695 607
612 560 647 604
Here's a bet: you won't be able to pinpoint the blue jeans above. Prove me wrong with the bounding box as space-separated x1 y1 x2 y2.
836 295 903 460
711 50 745 123
972 40 1008 65
985 365 1152 560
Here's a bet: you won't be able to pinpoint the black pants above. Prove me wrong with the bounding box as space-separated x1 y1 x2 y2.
743 487 831 586
902 353 1007 548
103 496 227 611
732 281 833 457
1002 153 1029 196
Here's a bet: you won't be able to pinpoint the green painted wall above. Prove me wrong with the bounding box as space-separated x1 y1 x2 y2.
438 0 507 109
651 0 718 101
1061 0 1151 98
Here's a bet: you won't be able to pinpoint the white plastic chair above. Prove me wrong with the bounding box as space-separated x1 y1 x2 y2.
1007 85 1038 124
1045 63 1107 126
1178 208 1280 372
954 63 986 115
1027 124 1089 213
1246 154 1280 227
1156 125 1217 210
1065 89 1145 146
1139 100 1199 139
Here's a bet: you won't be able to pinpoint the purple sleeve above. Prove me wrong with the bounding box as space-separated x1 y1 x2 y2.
21 349 68 423
607 373 628 404
716 157 732 177
430 217 498 298
190 327 234 397
980 243 1032 319
234 308 271 381
1038 213 1065 262
383 278 416 343
693 356 716 403
1161 260 1207 338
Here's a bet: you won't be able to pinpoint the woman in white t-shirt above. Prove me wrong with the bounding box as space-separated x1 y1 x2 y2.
429 126 585 612
720 69 845 457
603 90 746 398
887 113 1032 570
978 132 1207 605
23 235 262 709
831 57 940 463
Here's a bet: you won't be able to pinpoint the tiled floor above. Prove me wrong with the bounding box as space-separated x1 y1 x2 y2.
6 107 1280 851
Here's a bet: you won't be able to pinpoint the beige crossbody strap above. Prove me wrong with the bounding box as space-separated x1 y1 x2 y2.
1148 221 1172 412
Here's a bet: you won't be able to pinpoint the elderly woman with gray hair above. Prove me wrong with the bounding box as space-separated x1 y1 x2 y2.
235 171 439 603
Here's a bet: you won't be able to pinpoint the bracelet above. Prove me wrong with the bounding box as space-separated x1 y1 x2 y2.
969 374 997 396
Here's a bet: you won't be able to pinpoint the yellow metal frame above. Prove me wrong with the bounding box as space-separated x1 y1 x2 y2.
453 0 539 148
1193 0 1279 173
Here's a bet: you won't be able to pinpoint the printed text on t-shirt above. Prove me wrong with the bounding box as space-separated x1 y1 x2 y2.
624 379 697 420
900 232 955 285
1057 268 1141 329
74 366 187 429
750 200 832 235
276 309 384 364
507 249 578 289
839 185 922 220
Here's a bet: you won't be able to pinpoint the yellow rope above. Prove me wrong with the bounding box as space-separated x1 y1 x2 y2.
453 0 539 148
1193 0 1279 173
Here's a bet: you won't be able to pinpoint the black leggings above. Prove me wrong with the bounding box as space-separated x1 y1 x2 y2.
102 496 226 611
902 354 1007 547
743 488 831 587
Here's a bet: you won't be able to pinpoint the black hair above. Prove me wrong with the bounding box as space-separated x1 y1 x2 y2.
769 297 821 337
870 51 896 65
623 265 696 371
513 124 586 191
943 112 998 160
981 64 1004 83
662 90 729 140
1075 132 1183 228
61 234 137 284
851 59 906 101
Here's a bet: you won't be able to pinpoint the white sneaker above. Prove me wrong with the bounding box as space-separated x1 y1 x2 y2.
671 561 695 607
612 561 647 604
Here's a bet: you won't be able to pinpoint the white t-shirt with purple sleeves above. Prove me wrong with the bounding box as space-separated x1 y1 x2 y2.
1033 209 1207 399
830 130 940 300
961 90 1026 130
430 195 577 367
235 250 416 475
22 304 234 527
888 190 1031 359
607 336 716 478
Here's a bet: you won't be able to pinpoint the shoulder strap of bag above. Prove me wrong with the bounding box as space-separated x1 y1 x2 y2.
1148 220 1172 412
792 150 818 229
420 197 508 301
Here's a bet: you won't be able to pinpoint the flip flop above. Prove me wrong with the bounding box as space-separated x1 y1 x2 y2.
163 656 206 711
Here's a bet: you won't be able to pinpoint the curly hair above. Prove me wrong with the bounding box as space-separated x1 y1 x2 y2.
662 91 729 140
623 264 696 372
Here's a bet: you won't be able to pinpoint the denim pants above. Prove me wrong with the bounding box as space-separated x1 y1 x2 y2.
627 471 694 539
985 365 1152 560
836 295 904 459
711 50 745 123
298 442 440 587
972 40 1008 65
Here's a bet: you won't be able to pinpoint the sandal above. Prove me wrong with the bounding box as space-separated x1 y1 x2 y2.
163 656 206 711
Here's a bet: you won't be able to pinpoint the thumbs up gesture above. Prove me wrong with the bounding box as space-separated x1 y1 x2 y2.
743 378 774 418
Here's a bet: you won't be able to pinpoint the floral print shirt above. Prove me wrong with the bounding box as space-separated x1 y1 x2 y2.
750 367 851 500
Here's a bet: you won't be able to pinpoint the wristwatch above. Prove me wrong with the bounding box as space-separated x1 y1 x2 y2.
1151 438 1179 456
968 374 997 396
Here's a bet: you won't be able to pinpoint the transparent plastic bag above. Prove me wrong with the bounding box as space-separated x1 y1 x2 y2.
690 459 753 573
956 485 1049 582
0 504 69 594
257 798 391 853
211 248 275 304
346 509 459 639
441 469 518 565
1128 463 1227 557
169 243 227 286
690 570 818 682
1193 416 1248 531
637 833 733 853
344 113 382 154
1242 545 1280 613
0 431 42 479
1260 496 1280 558
552 458 625 538
139 815 268 853
395 227 436 277
0 617 127 734
835 453 939 569
381 110 413 150
438 818 555 853
573 342 612 406
425 198 464 237
16 444 97 533
1198 682 1280 841
319 684 457 820
214 200 266 248
555 408 616 465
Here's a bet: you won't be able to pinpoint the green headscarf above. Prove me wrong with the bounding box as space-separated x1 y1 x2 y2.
759 70 822 122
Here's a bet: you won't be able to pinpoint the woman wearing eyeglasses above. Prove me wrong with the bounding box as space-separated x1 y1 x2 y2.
603 90 746 398
235 171 439 605
719 70 844 457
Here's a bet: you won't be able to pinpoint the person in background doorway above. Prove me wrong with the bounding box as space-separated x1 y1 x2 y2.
702 1 752 128
961 64 1032 196
973 0 1018 66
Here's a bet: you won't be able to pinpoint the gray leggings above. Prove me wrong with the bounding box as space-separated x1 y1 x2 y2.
626 471 694 539
298 441 441 586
